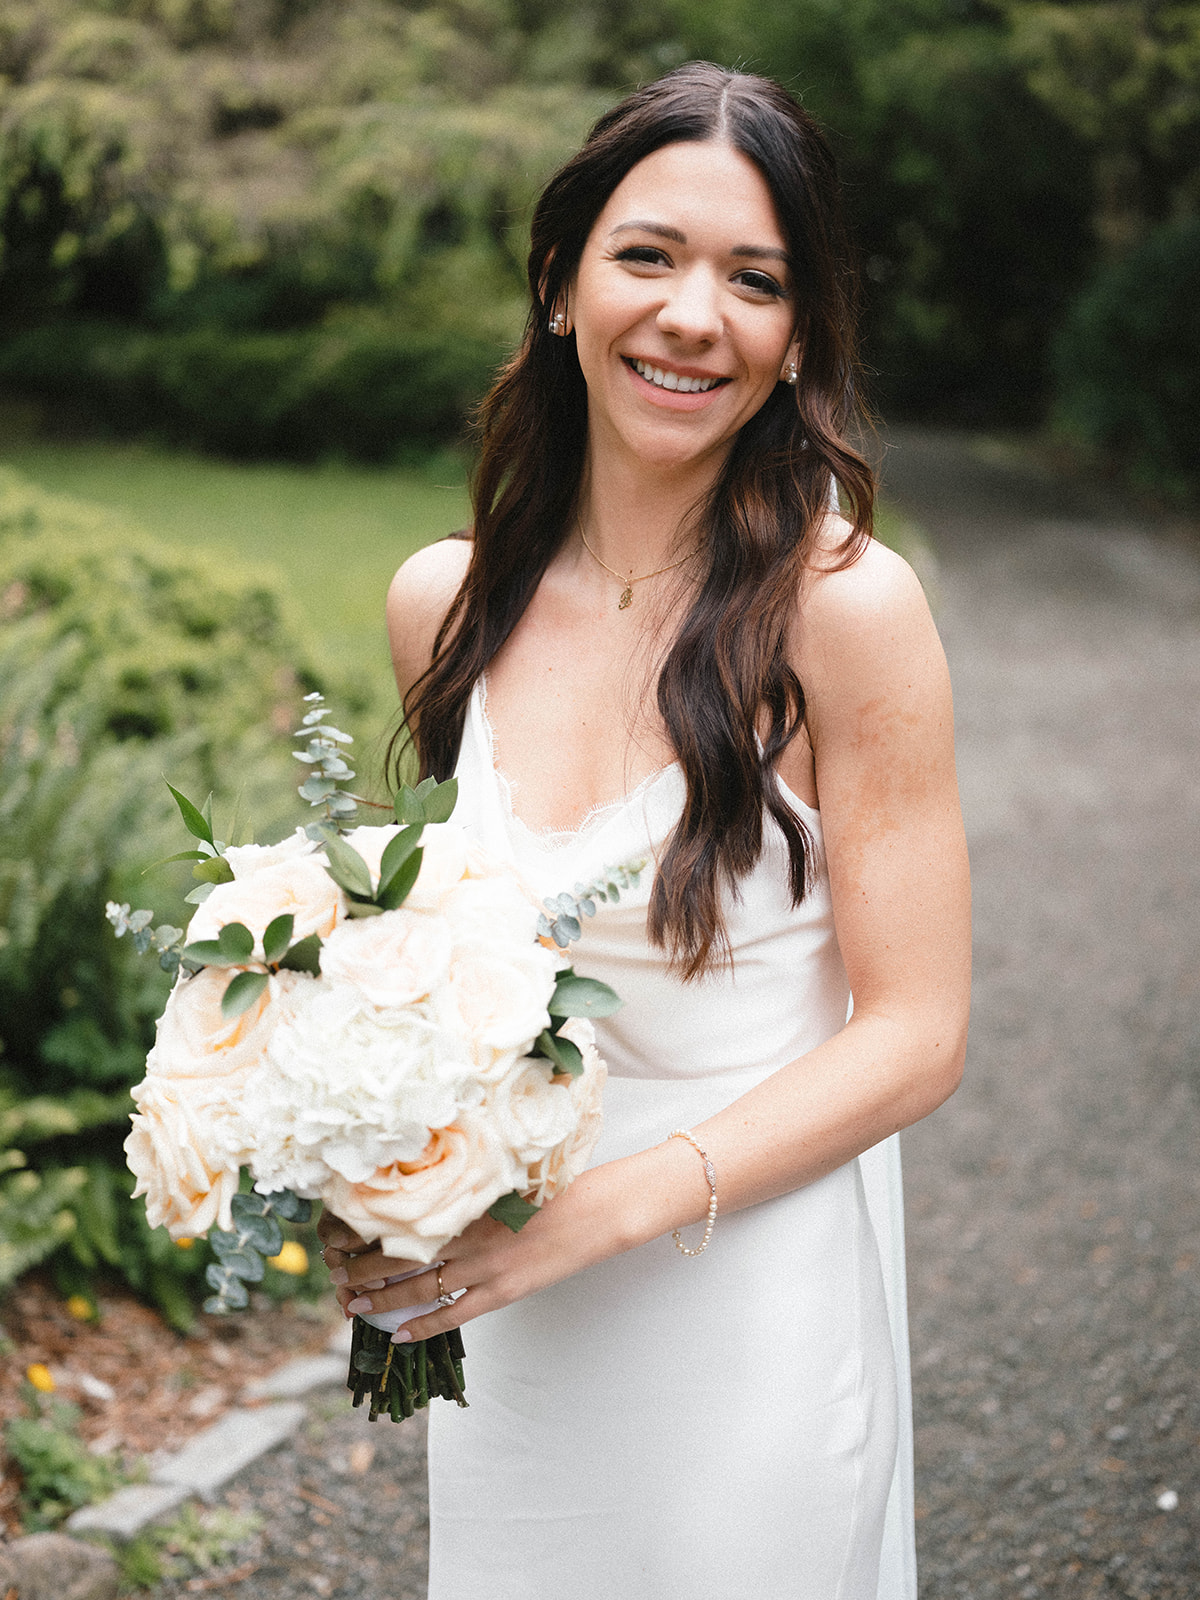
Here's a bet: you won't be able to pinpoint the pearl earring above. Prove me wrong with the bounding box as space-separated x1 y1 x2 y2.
550 314 565 336
783 361 798 386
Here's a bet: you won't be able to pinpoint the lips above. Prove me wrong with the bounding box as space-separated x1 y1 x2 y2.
626 357 728 394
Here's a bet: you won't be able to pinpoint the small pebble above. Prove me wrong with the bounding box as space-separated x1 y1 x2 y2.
1156 1488 1179 1512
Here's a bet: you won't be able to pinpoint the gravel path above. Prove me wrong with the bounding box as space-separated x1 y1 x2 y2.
141 432 1200 1598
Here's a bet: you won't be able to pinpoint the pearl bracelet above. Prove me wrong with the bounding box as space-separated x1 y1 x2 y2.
666 1129 718 1256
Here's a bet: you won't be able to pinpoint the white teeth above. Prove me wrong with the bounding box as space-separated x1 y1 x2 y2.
633 359 718 393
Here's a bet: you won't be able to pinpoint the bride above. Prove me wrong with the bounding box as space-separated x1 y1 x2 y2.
320 62 970 1600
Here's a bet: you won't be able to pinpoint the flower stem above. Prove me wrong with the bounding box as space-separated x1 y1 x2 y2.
347 1317 468 1423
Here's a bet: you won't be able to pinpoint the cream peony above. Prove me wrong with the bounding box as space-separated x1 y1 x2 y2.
524 1019 607 1206
339 823 402 891
440 873 545 955
186 855 345 955
320 910 453 1009
484 1058 578 1164
322 1111 526 1263
245 979 478 1198
125 1081 242 1237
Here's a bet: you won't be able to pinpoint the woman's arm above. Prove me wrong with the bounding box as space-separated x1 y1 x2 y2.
325 537 970 1332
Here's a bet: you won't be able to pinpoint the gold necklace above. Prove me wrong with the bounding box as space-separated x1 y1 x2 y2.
578 524 697 610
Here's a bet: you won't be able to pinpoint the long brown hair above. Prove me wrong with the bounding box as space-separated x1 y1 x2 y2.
396 62 874 978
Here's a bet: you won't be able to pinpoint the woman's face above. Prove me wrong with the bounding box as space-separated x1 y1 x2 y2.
562 140 801 479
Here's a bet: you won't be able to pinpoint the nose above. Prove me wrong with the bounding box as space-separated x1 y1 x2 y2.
656 264 722 345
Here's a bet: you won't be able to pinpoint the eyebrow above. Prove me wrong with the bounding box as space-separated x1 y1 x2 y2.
609 221 790 266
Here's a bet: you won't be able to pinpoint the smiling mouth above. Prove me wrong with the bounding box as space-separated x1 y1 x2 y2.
626 358 727 394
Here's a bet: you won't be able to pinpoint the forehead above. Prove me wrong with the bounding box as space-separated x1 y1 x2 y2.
590 140 785 249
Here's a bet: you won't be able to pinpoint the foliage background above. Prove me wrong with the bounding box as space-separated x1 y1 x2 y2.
0 0 1196 490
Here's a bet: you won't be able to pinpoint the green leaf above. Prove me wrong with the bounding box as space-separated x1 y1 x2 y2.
183 921 255 968
298 774 338 803
377 845 423 911
487 1190 541 1233
262 913 294 965
377 825 423 894
279 933 321 976
166 783 214 846
422 777 458 824
321 834 374 899
548 974 623 1019
345 900 385 918
221 970 268 1019
353 1349 388 1375
141 850 208 875
192 855 234 885
230 1193 270 1221
534 1028 584 1078
184 884 214 906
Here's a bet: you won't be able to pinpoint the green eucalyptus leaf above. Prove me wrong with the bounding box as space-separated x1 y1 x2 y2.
487 1190 541 1233
534 1028 584 1078
279 934 321 976
378 825 423 895
376 846 423 910
213 1248 265 1283
548 974 623 1019
192 855 235 885
262 913 295 965
353 1350 388 1374
183 921 255 968
299 774 338 803
321 834 374 899
267 1190 312 1224
238 1214 283 1256
221 970 268 1019
209 1229 240 1259
551 914 581 947
167 783 214 846
230 1192 270 1221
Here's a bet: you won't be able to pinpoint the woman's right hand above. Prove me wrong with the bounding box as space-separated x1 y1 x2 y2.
317 1208 380 1317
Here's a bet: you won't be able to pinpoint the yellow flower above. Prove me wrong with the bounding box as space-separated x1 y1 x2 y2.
176 1237 195 1249
26 1363 55 1393
65 1295 94 1321
267 1241 308 1276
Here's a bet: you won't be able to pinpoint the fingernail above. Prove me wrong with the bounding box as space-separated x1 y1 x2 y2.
329 1268 348 1285
390 1329 413 1344
360 1278 386 1292
346 1295 373 1313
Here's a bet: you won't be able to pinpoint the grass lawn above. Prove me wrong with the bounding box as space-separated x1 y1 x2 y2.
1 438 472 713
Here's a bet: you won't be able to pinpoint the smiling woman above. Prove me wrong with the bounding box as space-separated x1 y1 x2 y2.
319 62 970 1600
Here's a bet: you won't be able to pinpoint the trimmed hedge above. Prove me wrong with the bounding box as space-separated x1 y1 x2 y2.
1054 219 1200 503
0 469 341 1322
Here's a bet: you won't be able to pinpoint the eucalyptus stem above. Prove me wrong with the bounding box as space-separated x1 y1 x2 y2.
347 1316 469 1423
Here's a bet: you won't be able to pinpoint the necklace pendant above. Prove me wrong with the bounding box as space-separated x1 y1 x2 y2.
618 585 633 610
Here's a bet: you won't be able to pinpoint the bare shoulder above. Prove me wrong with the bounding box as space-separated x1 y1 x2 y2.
386 537 472 700
794 529 942 708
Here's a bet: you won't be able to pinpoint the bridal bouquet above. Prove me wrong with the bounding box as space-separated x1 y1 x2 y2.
110 695 639 1422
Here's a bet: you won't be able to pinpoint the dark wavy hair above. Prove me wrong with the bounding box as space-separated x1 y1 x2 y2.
395 61 874 978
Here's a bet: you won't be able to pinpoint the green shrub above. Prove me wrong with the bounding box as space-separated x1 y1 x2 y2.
0 467 346 1319
0 316 504 461
4 1389 123 1530
1053 218 1200 502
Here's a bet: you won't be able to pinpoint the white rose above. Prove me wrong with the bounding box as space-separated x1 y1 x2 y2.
245 979 477 1198
402 823 471 910
319 909 452 1009
322 1112 525 1263
224 827 313 879
439 873 545 955
145 966 293 1085
186 855 345 954
524 1018 606 1206
125 1080 242 1237
435 948 559 1078
485 1057 578 1164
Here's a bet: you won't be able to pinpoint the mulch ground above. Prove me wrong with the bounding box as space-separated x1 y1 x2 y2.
0 1272 338 1539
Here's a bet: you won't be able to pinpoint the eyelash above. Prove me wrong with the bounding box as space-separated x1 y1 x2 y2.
612 247 787 299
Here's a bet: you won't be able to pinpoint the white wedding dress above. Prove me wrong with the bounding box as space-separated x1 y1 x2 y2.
427 680 917 1600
